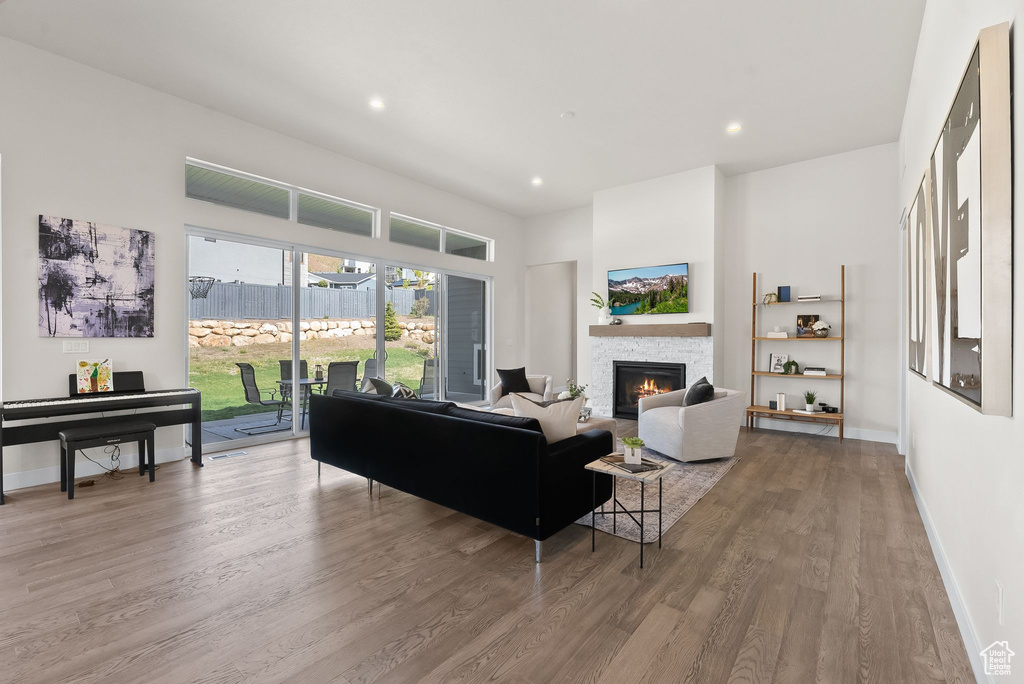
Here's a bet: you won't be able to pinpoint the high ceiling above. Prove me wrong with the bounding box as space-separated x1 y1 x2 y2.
0 0 925 217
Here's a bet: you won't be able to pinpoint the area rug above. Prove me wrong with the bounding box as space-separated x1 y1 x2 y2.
574 443 737 543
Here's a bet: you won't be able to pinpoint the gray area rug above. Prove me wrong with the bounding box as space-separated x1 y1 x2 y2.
575 443 737 543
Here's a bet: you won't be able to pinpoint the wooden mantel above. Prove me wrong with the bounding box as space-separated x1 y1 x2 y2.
589 323 711 337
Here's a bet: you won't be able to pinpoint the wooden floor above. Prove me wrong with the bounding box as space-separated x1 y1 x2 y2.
0 428 974 684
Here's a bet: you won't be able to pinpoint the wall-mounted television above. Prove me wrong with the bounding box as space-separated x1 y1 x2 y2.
608 262 688 315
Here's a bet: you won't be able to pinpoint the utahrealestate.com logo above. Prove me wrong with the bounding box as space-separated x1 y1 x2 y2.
980 641 1015 677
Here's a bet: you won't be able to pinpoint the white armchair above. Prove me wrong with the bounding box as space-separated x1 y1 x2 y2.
489 375 553 409
638 387 747 462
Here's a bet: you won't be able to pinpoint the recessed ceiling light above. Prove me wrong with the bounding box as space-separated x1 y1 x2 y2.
369 98 386 110
726 122 742 133
531 177 543 186
561 111 576 120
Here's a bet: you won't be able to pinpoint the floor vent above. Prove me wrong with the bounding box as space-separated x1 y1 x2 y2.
210 450 248 460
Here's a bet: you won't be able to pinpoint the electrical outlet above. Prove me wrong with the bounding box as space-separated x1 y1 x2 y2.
911 432 916 449
62 340 89 354
997 580 1004 625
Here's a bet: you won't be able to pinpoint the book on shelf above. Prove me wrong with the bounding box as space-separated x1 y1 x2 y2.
803 371 827 376
792 408 825 415
797 295 822 302
804 366 826 372
766 331 789 339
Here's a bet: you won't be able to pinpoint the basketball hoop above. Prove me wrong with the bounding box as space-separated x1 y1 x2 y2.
189 276 216 299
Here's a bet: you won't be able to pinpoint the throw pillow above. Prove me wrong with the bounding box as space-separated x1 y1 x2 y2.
511 394 583 443
684 376 715 406
496 367 531 396
368 377 394 396
391 382 418 399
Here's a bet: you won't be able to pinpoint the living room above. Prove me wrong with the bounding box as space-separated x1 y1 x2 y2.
0 1 1020 683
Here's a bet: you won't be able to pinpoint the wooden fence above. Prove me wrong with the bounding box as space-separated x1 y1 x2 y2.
189 283 435 320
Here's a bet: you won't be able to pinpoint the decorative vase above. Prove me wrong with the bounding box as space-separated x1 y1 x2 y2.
598 306 612 324
806 403 814 411
624 446 642 465
814 328 829 338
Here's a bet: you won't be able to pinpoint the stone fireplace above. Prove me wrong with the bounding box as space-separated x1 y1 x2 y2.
612 361 686 419
590 324 713 418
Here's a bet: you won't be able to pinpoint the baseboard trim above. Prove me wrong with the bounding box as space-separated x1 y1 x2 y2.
905 459 991 684
749 419 897 444
3 446 188 492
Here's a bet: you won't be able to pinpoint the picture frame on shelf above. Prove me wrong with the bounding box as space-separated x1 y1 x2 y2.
795 314 819 338
768 353 788 374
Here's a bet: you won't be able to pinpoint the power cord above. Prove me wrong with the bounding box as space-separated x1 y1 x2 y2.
74 443 159 487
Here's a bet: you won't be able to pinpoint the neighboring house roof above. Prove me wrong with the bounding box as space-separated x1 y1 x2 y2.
310 272 376 285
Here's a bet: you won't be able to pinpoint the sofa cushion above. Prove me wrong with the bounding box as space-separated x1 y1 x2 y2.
491 391 543 410
511 394 584 444
447 406 542 432
496 367 531 396
684 376 715 406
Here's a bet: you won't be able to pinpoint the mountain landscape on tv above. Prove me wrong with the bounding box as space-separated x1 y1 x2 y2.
608 263 688 314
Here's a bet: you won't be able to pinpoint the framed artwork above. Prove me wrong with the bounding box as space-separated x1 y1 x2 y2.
38 215 155 338
907 172 931 378
769 353 788 374
76 359 113 394
795 314 819 338
928 23 1012 415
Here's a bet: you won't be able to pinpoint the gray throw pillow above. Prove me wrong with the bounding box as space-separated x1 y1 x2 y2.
684 376 715 406
368 377 394 396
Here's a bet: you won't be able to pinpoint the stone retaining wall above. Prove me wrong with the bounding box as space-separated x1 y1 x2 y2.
188 318 435 347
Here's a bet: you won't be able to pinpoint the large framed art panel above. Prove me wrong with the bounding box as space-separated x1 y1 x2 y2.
907 171 931 378
928 22 1011 415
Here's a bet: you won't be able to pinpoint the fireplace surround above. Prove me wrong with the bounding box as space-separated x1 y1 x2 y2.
613 361 686 419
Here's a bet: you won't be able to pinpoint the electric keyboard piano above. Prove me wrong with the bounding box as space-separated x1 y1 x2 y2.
0 371 202 504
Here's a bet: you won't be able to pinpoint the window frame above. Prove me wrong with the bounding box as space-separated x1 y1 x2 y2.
390 212 493 262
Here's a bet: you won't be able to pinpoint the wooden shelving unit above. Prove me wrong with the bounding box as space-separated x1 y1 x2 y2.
746 266 846 442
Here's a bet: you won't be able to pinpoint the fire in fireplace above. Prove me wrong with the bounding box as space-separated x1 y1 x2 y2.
613 361 686 419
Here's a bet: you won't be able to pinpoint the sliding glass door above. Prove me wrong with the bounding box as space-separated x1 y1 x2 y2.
443 274 487 403
384 266 440 398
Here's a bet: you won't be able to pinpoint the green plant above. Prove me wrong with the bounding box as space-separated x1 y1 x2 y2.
566 379 588 399
782 360 800 375
316 279 329 288
410 296 431 318
383 302 402 341
803 390 817 404
590 292 607 309
622 437 645 449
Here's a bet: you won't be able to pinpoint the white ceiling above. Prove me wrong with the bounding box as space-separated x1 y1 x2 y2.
0 0 925 217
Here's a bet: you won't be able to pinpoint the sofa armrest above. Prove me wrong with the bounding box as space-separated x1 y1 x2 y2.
539 430 615 539
676 389 747 459
639 388 686 414
489 383 504 406
527 375 554 401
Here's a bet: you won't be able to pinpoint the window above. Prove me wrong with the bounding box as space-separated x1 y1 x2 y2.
186 159 379 237
389 215 442 251
297 193 374 237
186 164 290 218
389 213 491 261
445 231 489 260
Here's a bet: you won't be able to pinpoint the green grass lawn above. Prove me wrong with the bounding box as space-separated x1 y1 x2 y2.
189 338 432 422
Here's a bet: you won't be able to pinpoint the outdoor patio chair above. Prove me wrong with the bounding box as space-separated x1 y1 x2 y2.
419 360 437 399
234 363 292 435
326 361 359 396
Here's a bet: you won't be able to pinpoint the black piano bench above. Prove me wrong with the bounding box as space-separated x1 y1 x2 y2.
59 421 156 500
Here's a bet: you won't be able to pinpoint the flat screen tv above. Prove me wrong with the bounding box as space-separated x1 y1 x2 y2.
608 262 688 315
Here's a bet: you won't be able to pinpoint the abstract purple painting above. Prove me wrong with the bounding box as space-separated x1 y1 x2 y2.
38 215 155 337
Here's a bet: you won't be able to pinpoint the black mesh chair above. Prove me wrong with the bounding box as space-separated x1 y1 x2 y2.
419 360 437 399
326 361 359 396
235 363 291 435
360 358 379 392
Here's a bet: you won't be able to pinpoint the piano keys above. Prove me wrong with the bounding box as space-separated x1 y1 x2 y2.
1 371 202 504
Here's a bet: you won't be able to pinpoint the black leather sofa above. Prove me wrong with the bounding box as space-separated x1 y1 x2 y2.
309 390 614 560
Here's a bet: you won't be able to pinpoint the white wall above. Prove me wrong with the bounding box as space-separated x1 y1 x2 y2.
0 37 525 487
525 262 576 391
592 166 719 331
523 205 594 386
722 144 900 442
899 1 1024 676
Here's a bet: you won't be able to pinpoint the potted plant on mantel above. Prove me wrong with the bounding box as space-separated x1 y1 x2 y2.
622 436 645 465
591 292 612 325
803 390 817 412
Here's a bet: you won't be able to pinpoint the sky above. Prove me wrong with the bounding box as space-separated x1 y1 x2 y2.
608 262 688 282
